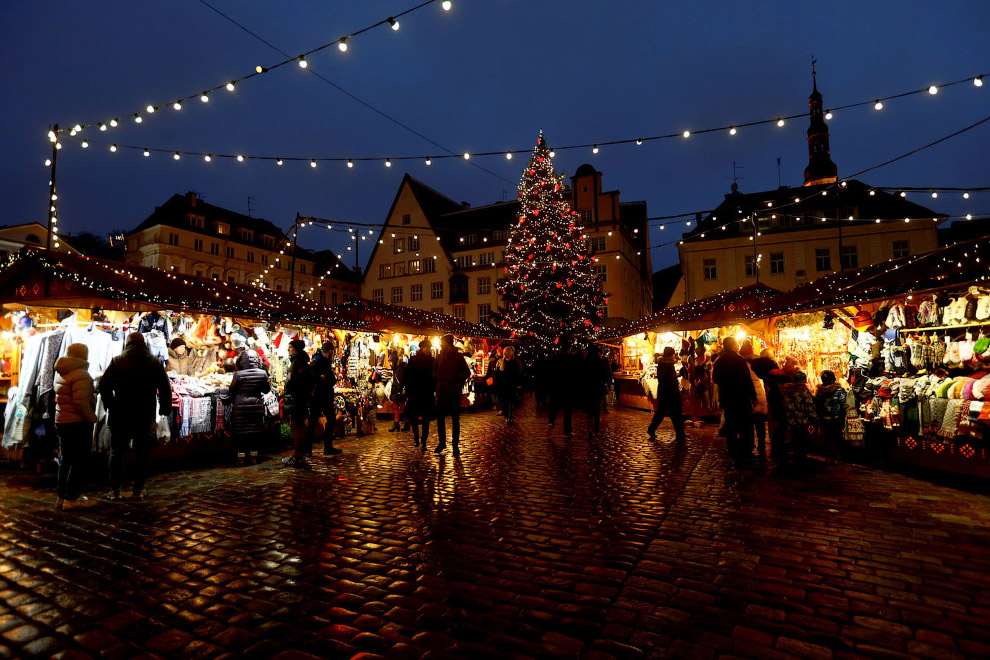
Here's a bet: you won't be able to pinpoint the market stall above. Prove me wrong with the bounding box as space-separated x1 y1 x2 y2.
602 284 779 413
744 236 990 477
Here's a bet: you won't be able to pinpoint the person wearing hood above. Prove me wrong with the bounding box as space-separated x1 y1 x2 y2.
229 349 271 464
814 370 848 464
433 334 471 455
711 337 757 460
282 339 314 467
647 347 688 442
54 343 100 510
98 332 172 500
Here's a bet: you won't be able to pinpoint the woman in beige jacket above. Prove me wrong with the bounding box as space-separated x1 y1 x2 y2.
54 343 99 510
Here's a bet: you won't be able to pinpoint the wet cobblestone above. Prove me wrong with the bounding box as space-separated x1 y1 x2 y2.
1 399 989 658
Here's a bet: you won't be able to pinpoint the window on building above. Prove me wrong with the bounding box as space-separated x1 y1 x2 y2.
228 276 235 283
189 216 204 229
493 229 507 241
431 307 443 314
466 234 478 246
408 235 420 251
478 304 492 324
408 259 421 274
212 273 219 280
210 243 220 256
262 235 274 249
299 263 306 274
411 284 423 301
393 237 405 254
744 254 757 278
319 289 326 303
454 256 471 269
815 248 831 272
379 263 392 279
703 258 717 280
246 251 255 263
194 238 203 252
402 214 411 225
590 236 606 253
168 233 179 246
195 270 203 277
225 246 235 259
391 286 403 303
240 229 254 242
893 240 910 259
394 261 406 277
593 264 607 282
372 288 384 302
332 292 338 304
275 284 282 290
431 281 443 299
597 302 608 319
477 277 491 295
579 210 592 225
262 254 268 265
424 259 436 273
452 306 465 320
769 252 784 275
479 252 495 265
216 222 229 236
840 245 858 270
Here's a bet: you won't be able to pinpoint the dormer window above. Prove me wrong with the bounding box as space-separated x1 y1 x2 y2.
262 235 275 248
216 222 230 236
240 229 254 242
188 216 204 230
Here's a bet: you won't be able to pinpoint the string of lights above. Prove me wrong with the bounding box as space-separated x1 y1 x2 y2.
50 72 987 168
52 0 455 136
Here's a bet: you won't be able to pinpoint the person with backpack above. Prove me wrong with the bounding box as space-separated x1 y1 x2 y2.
815 370 848 464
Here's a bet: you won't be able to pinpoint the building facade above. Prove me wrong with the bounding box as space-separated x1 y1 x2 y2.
0 223 80 261
361 170 652 326
125 192 359 304
676 77 942 303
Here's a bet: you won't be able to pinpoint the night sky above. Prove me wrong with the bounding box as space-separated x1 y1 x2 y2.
3 1 988 271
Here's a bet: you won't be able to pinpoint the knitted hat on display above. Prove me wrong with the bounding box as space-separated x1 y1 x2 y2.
66 343 89 360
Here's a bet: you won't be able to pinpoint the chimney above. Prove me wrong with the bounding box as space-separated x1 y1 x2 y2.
187 191 197 207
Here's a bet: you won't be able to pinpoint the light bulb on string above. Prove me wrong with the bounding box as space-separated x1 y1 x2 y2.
134 114 143 123
276 158 283 166
425 157 432 165
201 92 209 102
236 155 245 162
682 131 690 138
109 144 117 153
505 152 512 159
81 140 89 148
347 159 354 168
310 159 317 168
226 82 235 92
338 38 348 52
976 76 984 88
298 57 308 69
99 123 107 132
776 118 785 127
963 192 970 199
636 138 643 145
592 145 599 154
204 154 212 162
825 110 833 120
385 158 392 168
388 17 399 30
874 100 883 110
442 0 452 10
463 152 470 160
143 148 150 157
728 127 736 136
44 159 51 167
173 152 181 160
109 118 118 127
173 101 182 111
146 105 155 114
931 192 938 198
928 85 938 94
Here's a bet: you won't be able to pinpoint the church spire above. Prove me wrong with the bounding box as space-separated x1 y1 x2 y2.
803 59 838 186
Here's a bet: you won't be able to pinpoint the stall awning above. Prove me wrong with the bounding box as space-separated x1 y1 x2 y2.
601 283 781 339
332 299 509 338
0 248 371 329
745 235 990 319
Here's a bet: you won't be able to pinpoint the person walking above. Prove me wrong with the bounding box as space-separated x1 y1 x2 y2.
814 370 848 463
54 343 100 510
282 339 314 467
388 347 409 432
98 332 171 500
494 345 523 425
308 341 342 455
486 346 502 414
647 347 688 441
780 370 818 465
404 344 436 450
581 344 611 438
547 337 579 438
433 334 470 455
229 349 271 465
740 341 769 460
711 337 756 461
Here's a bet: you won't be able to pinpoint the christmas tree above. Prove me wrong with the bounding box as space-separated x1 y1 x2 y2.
497 132 605 350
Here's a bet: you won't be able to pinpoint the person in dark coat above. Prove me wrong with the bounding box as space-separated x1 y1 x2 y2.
547 337 579 438
282 339 314 467
388 347 409 432
229 349 271 464
581 344 612 437
433 334 471 455
308 342 341 455
711 337 757 460
98 332 172 500
494 345 523 425
750 347 790 460
647 347 688 441
403 344 436 450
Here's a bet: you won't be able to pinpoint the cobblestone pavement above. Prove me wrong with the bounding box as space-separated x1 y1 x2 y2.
1 399 989 660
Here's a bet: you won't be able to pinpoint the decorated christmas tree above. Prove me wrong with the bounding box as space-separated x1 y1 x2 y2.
497 132 605 350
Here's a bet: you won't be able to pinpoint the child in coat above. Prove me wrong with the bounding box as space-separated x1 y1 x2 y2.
779 370 818 463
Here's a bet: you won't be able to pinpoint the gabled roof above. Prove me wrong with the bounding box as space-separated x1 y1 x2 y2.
652 263 683 310
683 180 945 242
432 200 519 257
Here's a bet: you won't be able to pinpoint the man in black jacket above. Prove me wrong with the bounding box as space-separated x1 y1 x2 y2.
647 347 688 441
98 332 172 500
308 342 341 455
711 337 757 460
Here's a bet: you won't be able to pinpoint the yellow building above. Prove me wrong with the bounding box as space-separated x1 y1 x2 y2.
125 192 360 304
676 76 942 303
362 171 652 325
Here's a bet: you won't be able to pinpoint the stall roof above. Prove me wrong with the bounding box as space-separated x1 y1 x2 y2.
745 235 990 319
332 298 509 338
601 283 780 339
0 248 371 329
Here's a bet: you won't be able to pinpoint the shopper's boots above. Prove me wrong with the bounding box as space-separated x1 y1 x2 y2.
324 439 343 455
401 421 410 431
388 422 400 432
